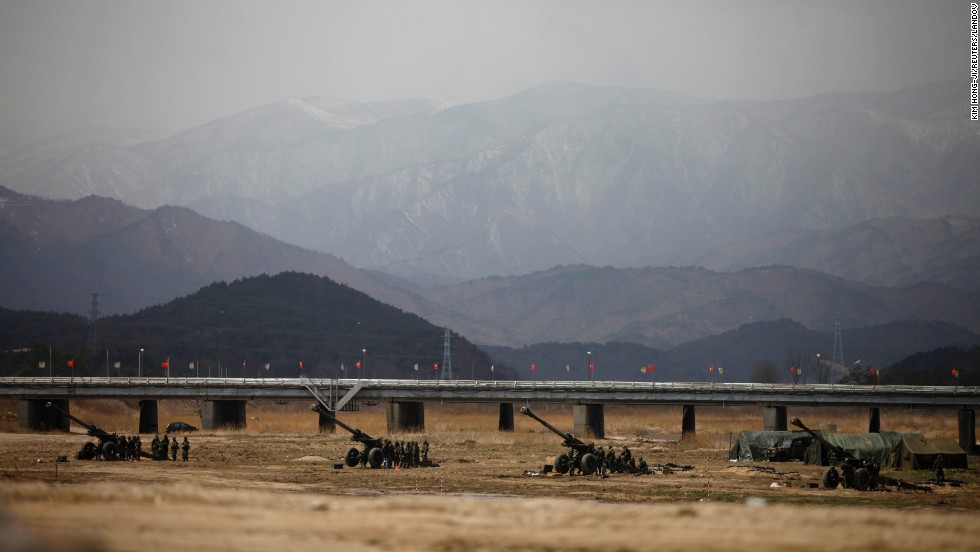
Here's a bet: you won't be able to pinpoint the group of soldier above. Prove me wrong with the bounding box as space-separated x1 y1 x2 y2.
380 439 432 469
596 445 648 475
149 434 191 462
112 435 144 461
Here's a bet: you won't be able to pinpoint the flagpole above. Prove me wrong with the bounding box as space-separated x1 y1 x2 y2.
106 349 109 378
48 347 52 378
166 356 170 383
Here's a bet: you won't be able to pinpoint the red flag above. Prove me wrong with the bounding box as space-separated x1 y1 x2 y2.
648 364 654 373
531 363 536 372
589 362 594 373
952 368 959 377
709 365 715 373
243 360 247 367
356 361 361 370
67 359 74 367
299 361 304 370
433 362 439 371
790 366 796 374
161 361 169 369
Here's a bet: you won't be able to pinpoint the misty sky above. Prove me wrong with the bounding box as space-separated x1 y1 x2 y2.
0 0 967 149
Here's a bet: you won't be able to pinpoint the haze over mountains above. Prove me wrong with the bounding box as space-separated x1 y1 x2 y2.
2 81 977 285
2 81 978 379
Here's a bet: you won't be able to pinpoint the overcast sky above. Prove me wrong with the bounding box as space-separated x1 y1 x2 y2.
0 0 967 149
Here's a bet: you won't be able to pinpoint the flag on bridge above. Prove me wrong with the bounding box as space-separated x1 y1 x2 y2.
161 361 169 369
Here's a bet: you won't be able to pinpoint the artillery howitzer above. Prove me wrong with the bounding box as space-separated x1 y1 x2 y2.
45 401 127 461
310 403 384 469
521 406 599 475
790 416 880 490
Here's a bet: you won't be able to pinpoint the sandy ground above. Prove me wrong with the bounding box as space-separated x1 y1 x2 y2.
1 426 978 551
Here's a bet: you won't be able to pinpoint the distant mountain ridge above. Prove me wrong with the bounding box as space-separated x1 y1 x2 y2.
413 264 980 349
3 81 976 284
3 189 978 355
0 186 439 318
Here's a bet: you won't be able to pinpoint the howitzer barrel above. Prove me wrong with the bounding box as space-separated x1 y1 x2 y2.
309 403 374 442
790 416 852 460
45 401 98 434
520 406 582 445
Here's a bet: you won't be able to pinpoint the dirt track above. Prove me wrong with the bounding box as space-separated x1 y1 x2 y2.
1 422 978 552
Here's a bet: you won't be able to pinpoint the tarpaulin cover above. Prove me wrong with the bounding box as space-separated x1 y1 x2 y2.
804 431 904 467
727 430 811 462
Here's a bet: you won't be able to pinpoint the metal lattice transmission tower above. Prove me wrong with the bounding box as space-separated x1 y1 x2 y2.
832 309 844 370
441 327 453 381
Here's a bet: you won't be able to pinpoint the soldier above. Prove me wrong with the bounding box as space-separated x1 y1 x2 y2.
412 441 420 468
421 440 429 466
170 436 178 461
133 436 142 461
161 434 170 461
934 454 946 484
151 435 160 459
596 446 606 474
181 437 190 462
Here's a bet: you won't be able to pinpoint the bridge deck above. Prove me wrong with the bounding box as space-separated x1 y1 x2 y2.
2 377 979 408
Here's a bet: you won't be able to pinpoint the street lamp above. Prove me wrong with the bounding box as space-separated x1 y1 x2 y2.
587 351 592 382
139 348 144 378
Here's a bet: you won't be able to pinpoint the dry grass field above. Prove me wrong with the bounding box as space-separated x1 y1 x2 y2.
0 398 978 551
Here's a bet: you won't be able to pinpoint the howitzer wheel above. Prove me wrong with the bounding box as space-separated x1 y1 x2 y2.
78 442 97 460
852 468 872 491
101 441 119 461
553 452 571 474
822 467 841 489
367 447 384 469
579 453 598 476
345 447 361 467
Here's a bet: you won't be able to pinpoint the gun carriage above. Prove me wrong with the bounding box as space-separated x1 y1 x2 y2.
790 416 880 490
310 403 384 469
520 406 599 475
45 401 128 461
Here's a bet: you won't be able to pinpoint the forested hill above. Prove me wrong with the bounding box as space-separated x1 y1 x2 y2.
0 272 506 380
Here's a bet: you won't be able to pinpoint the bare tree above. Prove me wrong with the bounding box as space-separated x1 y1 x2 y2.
751 360 782 383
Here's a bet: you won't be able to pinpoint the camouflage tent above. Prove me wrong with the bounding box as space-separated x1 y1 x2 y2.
895 435 968 470
727 430 812 462
803 431 904 467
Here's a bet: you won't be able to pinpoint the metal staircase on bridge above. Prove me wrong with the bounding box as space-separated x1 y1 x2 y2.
300 378 362 412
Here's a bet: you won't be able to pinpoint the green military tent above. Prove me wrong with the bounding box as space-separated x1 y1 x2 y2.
727 430 812 462
803 431 904 467
895 435 968 470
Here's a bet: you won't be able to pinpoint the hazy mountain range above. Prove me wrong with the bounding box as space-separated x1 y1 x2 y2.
2 187 978 358
2 81 977 285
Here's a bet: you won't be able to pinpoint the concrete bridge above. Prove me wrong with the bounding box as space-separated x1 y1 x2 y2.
3 377 978 454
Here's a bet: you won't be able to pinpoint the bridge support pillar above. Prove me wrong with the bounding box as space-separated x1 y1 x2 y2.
386 401 425 433
763 406 787 431
200 400 247 430
960 408 977 455
17 399 70 432
868 408 881 433
318 409 337 434
498 403 514 432
681 405 696 437
138 400 158 434
573 404 604 439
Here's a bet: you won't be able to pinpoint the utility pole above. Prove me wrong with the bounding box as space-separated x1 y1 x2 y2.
89 293 100 376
